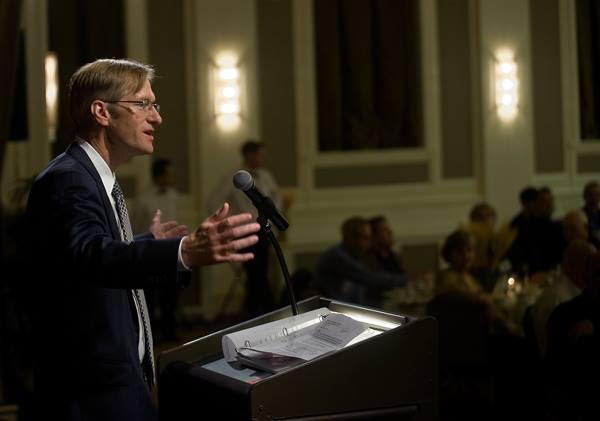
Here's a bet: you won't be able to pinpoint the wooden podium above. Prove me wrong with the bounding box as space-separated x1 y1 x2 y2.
158 297 438 420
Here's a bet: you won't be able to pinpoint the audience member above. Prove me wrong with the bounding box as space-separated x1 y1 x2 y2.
545 249 600 420
506 186 565 276
505 187 538 275
314 217 406 305
363 216 410 306
364 216 405 274
134 158 178 228
531 238 595 357
562 209 590 244
534 187 566 270
436 230 480 295
582 180 600 249
134 158 186 342
510 186 538 230
208 140 282 318
435 229 516 334
463 202 500 291
431 229 534 419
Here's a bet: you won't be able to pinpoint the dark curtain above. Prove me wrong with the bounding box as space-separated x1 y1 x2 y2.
314 0 422 151
577 0 600 140
0 0 22 184
49 0 125 156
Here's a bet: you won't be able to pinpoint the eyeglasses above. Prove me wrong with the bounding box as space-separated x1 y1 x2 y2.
104 99 160 113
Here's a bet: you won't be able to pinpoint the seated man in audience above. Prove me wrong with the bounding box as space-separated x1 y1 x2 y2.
364 216 405 274
582 180 600 249
532 236 594 357
545 248 600 420
507 186 565 276
314 217 406 305
363 216 410 306
510 186 538 230
534 187 566 270
506 187 538 275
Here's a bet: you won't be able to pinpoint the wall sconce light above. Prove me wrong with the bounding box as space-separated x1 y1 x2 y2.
213 59 242 131
494 50 519 122
45 52 59 141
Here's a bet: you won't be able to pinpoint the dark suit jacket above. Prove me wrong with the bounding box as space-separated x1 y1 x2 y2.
26 143 187 421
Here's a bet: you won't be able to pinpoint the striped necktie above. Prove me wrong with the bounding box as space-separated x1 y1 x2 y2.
111 180 156 386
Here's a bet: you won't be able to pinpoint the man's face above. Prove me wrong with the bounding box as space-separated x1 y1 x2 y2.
156 165 175 188
345 224 372 258
106 79 162 160
536 191 554 218
246 148 266 169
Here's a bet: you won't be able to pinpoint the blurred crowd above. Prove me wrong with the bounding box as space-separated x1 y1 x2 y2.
305 181 600 421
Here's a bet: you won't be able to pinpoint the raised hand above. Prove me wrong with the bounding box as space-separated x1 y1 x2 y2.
149 209 189 239
181 202 260 268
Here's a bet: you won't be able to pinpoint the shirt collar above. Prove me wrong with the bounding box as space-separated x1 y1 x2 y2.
76 136 116 198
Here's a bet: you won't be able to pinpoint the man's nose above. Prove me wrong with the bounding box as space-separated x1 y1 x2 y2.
149 108 162 124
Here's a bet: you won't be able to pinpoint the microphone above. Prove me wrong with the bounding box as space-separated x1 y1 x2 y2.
233 170 289 231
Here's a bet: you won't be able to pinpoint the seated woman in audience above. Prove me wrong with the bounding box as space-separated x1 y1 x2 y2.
430 229 534 418
436 229 481 296
435 229 517 335
462 203 500 290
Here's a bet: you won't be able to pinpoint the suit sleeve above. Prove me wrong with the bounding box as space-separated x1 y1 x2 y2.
28 167 182 289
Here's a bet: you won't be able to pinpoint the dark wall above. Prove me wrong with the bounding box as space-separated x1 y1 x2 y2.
148 0 190 193
48 0 125 156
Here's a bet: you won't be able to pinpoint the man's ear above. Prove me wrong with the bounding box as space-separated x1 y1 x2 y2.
91 100 111 127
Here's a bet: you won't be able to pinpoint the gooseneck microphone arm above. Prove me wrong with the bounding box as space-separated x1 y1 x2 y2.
233 170 298 315
257 216 298 316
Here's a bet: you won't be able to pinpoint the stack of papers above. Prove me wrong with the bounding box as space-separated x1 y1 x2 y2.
222 309 381 373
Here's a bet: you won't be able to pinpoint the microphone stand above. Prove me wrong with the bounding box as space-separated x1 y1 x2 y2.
257 215 298 316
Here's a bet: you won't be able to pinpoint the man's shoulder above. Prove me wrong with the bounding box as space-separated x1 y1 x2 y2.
36 152 92 187
30 148 100 205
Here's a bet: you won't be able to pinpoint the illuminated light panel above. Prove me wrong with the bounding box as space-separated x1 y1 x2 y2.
494 51 519 122
213 57 242 131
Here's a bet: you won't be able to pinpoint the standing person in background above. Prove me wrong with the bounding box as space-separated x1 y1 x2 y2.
26 58 260 421
134 158 182 342
208 140 281 318
582 181 600 249
134 158 178 232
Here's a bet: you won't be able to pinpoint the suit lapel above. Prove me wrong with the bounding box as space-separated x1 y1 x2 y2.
66 142 122 240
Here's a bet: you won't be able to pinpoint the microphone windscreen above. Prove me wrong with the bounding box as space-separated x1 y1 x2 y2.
233 170 254 191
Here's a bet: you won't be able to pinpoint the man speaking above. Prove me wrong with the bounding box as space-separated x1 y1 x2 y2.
26 59 260 421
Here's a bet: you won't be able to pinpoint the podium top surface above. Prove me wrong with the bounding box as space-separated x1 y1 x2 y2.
159 297 414 375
